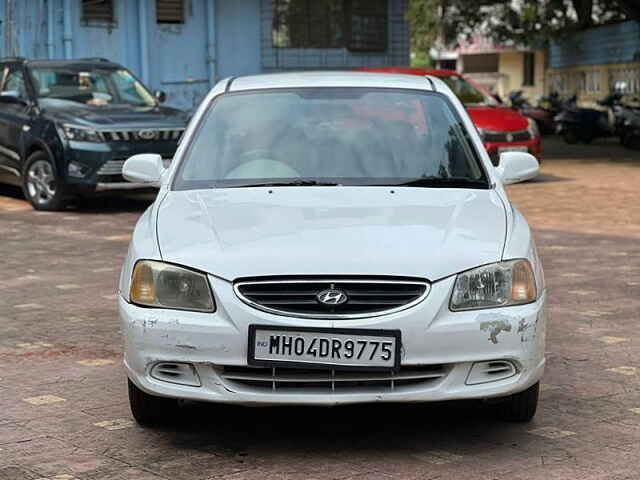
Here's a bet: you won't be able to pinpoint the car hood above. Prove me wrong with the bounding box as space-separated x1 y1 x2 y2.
40 100 187 128
466 106 529 132
156 187 507 281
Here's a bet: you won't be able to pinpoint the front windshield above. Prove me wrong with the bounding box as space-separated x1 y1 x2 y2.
439 75 496 106
174 88 488 190
30 67 156 107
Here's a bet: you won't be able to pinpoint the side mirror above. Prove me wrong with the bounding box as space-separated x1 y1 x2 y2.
0 91 26 105
496 152 539 184
123 153 165 184
154 90 167 103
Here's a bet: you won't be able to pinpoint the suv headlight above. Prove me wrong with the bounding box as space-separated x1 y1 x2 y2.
450 259 537 311
527 117 540 138
130 260 215 312
62 125 104 142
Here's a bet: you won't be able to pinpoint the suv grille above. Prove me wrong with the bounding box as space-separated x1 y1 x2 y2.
484 129 531 143
100 128 184 142
218 364 449 393
234 277 429 319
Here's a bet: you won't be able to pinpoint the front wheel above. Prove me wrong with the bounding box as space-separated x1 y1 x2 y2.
561 128 579 144
22 151 68 211
128 378 178 426
496 382 539 422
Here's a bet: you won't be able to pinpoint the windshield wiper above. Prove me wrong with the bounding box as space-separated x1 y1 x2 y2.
390 176 489 189
224 179 342 188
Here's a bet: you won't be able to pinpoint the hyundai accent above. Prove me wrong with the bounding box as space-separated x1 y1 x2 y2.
119 72 546 426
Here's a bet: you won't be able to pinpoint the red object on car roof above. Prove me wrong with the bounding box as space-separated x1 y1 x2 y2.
359 67 542 165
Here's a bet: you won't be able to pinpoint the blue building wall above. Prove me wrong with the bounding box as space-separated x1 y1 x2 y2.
0 0 410 111
549 21 640 69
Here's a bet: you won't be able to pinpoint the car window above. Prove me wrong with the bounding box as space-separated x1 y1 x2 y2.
30 67 155 107
439 76 496 106
174 88 488 190
1 67 27 100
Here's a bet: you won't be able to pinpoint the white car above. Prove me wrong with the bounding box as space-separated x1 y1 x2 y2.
119 72 546 426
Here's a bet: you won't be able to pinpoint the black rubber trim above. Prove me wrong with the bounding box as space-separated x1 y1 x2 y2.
425 76 436 91
225 77 236 92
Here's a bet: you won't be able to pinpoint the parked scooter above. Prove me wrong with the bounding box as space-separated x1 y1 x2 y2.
617 99 640 150
555 92 623 144
509 90 563 135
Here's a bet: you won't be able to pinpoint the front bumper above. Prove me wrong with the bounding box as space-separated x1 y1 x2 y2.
63 140 177 191
120 275 546 406
484 137 542 166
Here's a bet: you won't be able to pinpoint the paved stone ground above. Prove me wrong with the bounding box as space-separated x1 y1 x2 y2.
1 136 639 479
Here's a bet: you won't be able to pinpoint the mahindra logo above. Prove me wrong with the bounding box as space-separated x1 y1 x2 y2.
138 129 157 140
316 288 348 305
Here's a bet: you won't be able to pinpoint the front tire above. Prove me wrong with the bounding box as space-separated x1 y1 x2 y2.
496 382 539 422
561 128 579 144
128 378 178 426
22 151 68 211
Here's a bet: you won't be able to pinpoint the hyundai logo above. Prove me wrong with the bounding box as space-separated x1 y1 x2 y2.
316 288 348 305
138 129 157 140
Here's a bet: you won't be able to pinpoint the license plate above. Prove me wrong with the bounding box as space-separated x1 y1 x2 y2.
248 325 401 370
498 146 528 154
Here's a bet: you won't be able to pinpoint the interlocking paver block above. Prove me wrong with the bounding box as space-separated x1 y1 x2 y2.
607 366 637 376
599 336 629 345
77 359 115 366
23 395 66 405
528 427 577 440
93 419 134 430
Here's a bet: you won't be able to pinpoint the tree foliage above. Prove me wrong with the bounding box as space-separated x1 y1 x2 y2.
407 0 639 53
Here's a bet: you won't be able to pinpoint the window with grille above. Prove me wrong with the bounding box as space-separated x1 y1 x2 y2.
157 0 184 24
81 0 114 23
522 52 535 86
272 0 387 52
345 0 387 52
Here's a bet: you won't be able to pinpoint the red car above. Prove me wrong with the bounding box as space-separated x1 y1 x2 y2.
359 68 542 165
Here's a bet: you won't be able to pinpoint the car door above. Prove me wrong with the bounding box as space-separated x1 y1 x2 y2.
0 63 33 180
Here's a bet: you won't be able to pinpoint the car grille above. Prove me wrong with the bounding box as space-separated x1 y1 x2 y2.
217 364 449 393
96 158 172 177
100 128 184 142
483 129 531 143
234 277 430 319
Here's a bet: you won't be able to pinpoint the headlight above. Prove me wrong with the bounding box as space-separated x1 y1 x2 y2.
527 117 540 138
130 260 215 312
450 259 537 311
62 124 104 142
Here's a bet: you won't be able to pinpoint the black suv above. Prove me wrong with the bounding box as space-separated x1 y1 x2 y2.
0 57 188 210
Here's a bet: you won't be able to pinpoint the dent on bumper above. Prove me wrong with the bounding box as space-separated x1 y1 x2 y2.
120 275 546 406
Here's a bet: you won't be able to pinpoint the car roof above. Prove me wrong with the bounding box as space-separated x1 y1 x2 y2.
228 71 437 92
1 58 121 69
358 67 460 78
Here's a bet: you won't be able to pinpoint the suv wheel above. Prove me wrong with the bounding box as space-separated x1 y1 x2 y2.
128 378 178 426
496 382 539 422
22 151 68 211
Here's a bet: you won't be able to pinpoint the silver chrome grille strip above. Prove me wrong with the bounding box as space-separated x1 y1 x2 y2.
234 278 430 319
100 128 184 142
96 159 126 176
97 158 172 176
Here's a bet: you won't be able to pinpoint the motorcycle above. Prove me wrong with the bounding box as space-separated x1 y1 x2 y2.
617 99 640 150
555 92 623 144
509 90 563 135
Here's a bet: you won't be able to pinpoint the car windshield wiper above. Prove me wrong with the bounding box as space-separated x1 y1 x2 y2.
224 179 342 188
390 176 489 189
